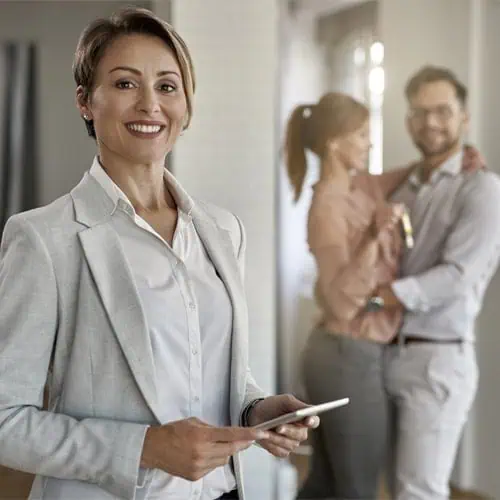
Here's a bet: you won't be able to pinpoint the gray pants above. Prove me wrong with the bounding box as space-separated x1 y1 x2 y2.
297 330 388 500
385 342 478 500
297 330 478 500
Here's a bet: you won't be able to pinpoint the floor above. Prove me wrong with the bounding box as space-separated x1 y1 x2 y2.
289 453 492 500
0 460 492 500
0 467 32 500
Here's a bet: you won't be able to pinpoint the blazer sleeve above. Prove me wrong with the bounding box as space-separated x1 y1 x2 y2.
0 215 148 500
233 214 268 411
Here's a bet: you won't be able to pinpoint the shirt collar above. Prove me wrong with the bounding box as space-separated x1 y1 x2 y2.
408 150 463 189
89 156 194 217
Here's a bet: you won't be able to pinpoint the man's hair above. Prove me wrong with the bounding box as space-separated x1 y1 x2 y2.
405 65 468 106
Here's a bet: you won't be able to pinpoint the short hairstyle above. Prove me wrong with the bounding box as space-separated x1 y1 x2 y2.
405 65 467 106
73 7 195 138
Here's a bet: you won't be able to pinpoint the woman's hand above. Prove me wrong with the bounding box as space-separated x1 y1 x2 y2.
375 203 406 233
462 144 486 173
246 394 319 458
140 418 269 481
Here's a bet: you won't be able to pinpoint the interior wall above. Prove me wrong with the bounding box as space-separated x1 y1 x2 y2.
380 0 471 169
472 0 500 496
278 5 327 397
0 0 151 206
169 1 281 498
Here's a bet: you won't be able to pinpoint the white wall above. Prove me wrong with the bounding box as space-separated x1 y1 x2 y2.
380 0 500 497
472 1 500 496
380 0 471 168
169 2 280 498
0 0 150 205
278 6 327 397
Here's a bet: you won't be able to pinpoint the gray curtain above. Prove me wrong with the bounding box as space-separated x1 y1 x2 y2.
0 42 38 234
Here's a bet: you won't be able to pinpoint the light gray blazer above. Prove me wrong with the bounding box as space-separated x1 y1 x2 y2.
0 171 266 500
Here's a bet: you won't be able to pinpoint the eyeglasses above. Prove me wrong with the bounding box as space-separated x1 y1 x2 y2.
407 105 454 123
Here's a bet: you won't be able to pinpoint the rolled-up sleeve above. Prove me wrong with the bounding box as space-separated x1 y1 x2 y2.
392 172 500 312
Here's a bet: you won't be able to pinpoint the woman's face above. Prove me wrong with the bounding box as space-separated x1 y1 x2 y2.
334 120 371 172
77 33 187 166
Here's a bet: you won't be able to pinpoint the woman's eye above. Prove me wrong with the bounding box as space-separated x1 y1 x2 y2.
159 83 176 93
116 81 134 89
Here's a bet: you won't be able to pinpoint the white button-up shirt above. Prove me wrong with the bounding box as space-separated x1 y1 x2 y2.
90 158 236 499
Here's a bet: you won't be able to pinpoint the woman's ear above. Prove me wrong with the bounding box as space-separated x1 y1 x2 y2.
75 85 92 121
325 137 345 163
325 138 339 156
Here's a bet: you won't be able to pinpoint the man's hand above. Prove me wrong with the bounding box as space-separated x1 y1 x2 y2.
246 394 319 458
140 417 269 481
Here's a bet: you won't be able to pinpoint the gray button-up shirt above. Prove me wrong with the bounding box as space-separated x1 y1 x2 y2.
390 151 500 341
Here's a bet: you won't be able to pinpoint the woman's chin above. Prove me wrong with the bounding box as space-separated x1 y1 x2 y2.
123 149 167 166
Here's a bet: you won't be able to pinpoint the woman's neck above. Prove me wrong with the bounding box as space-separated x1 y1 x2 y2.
97 148 175 213
319 155 351 191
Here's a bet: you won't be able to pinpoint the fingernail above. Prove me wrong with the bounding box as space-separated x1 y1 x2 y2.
256 431 270 440
277 426 285 435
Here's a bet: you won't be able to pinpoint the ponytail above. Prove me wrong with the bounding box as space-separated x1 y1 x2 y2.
284 104 310 202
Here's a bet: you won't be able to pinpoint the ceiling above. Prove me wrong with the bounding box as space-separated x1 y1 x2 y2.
291 0 370 17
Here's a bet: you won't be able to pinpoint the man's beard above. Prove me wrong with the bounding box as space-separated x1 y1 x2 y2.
413 127 462 159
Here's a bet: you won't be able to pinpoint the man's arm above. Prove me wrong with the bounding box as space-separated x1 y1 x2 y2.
380 172 500 313
372 145 485 201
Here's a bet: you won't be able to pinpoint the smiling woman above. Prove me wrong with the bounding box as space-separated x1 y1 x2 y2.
77 33 188 169
0 7 317 500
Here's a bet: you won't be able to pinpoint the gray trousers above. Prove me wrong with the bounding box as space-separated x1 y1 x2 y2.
385 342 478 500
297 330 478 500
297 330 388 500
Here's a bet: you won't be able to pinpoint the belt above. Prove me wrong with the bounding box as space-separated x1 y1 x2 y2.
216 491 239 500
389 335 464 346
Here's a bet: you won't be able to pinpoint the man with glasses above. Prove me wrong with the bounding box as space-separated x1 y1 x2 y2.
372 66 500 499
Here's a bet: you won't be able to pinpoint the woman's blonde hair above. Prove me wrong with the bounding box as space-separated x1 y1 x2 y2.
284 92 369 202
73 7 195 138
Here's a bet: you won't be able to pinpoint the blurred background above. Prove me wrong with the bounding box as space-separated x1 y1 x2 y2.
1 0 499 499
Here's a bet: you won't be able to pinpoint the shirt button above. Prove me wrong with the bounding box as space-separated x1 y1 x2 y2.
191 346 198 355
189 302 196 310
193 396 200 403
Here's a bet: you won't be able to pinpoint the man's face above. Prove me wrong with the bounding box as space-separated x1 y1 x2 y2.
406 80 469 158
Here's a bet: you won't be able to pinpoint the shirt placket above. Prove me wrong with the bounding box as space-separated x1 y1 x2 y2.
172 223 203 500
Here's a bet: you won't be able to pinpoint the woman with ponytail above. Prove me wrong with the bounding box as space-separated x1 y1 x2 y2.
286 92 408 500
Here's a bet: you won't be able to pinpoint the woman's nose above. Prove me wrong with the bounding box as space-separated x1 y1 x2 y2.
136 87 160 114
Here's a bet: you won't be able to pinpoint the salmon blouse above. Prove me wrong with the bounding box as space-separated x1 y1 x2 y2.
307 172 406 343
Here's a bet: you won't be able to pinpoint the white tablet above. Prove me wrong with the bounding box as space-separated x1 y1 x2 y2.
252 397 350 431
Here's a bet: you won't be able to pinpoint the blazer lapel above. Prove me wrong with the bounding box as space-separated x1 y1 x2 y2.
191 209 248 425
71 174 162 423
